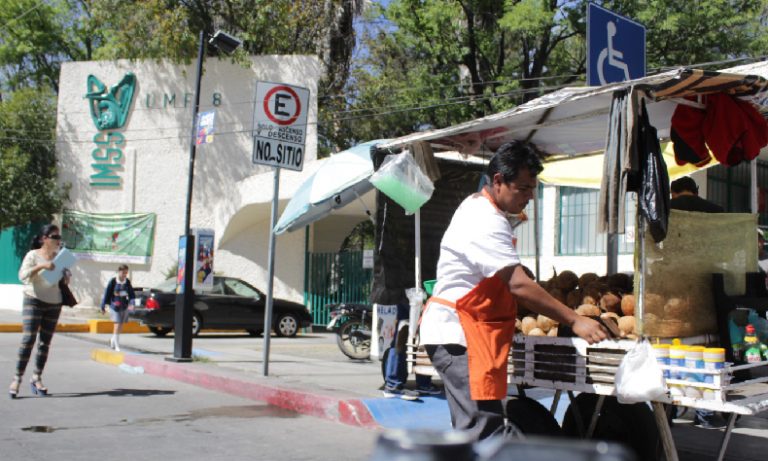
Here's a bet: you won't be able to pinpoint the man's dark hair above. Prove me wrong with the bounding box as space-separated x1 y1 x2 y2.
671 176 699 195
486 141 544 183
118 264 129 271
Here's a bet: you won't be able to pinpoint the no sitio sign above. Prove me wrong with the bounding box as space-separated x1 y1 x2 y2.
252 81 310 171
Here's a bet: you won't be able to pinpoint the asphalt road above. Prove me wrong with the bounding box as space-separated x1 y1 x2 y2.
0 333 379 461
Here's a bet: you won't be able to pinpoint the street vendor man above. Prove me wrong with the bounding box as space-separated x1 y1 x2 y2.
420 140 609 441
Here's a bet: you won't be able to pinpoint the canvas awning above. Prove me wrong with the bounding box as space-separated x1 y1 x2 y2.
379 66 768 161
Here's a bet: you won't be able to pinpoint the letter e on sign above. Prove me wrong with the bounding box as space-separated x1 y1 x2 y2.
252 81 310 171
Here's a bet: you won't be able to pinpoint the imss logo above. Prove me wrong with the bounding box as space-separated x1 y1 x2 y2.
84 73 137 187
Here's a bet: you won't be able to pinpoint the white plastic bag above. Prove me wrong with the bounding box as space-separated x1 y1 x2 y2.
614 339 667 404
370 151 434 214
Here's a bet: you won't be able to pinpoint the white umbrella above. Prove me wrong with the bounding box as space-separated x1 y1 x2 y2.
273 139 391 235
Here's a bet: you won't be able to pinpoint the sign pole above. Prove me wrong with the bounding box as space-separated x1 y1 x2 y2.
262 166 281 376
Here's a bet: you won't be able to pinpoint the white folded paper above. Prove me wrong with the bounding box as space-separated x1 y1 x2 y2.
42 247 77 285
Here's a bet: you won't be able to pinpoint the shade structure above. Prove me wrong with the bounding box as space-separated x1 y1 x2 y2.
273 139 391 235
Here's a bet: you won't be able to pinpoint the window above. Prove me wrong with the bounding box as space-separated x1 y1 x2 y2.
224 278 260 299
558 187 636 255
514 184 543 257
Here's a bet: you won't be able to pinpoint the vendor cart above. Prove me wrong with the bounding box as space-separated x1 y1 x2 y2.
373 64 768 460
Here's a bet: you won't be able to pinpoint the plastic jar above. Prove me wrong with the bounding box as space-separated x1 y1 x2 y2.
652 344 671 379
669 344 687 380
703 347 726 384
685 346 705 382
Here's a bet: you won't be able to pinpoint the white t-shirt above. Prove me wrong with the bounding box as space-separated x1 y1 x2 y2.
420 191 521 346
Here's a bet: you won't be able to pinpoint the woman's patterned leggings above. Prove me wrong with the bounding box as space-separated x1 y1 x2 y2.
15 296 62 378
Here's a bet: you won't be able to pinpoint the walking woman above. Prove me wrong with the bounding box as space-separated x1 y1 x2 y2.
9 224 69 398
100 264 135 351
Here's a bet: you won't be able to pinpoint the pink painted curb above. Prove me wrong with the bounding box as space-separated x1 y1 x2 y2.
122 354 378 429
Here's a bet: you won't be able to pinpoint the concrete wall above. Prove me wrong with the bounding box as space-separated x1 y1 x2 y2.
56 56 321 307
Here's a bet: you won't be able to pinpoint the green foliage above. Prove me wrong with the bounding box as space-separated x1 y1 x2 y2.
335 0 768 144
339 220 375 252
0 88 66 230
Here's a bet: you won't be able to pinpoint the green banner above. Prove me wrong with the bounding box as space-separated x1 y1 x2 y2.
62 210 156 264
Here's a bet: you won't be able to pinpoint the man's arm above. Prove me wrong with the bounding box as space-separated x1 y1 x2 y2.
497 265 609 344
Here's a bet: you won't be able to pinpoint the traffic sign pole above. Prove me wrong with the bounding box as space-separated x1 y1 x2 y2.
262 165 280 376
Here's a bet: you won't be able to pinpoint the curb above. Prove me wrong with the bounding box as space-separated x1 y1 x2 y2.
91 348 378 429
0 323 90 333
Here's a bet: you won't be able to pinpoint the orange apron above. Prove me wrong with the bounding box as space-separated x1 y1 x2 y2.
454 275 517 400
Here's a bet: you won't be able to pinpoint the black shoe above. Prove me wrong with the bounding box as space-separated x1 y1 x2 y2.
693 413 728 429
382 386 420 401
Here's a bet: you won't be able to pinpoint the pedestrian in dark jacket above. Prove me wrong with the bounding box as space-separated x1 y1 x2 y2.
100 264 135 351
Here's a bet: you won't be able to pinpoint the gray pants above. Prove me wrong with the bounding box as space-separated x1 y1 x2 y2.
426 344 518 441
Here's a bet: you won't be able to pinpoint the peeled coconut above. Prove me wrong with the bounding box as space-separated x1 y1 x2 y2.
521 316 538 335
620 294 635 316
575 304 601 317
537 314 556 333
581 295 597 306
644 293 665 316
664 297 690 318
599 292 621 314
618 315 636 336
600 312 620 322
527 327 545 336
547 327 558 337
515 318 522 332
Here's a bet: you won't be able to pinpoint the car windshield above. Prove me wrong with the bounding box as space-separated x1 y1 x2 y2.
224 278 260 299
155 278 179 293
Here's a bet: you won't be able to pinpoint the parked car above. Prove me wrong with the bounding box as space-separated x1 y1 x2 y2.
129 276 312 337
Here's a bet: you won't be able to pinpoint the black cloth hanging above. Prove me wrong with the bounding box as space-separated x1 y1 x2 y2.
637 99 670 243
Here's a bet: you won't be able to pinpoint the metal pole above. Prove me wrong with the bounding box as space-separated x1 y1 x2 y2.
169 29 205 362
533 191 541 281
751 159 758 213
262 166 281 376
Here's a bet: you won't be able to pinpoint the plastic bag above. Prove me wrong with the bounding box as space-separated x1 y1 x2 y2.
614 339 667 404
370 152 435 214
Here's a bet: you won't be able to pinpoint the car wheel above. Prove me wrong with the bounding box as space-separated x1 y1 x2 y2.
191 312 202 337
274 313 299 337
148 326 172 337
247 329 263 337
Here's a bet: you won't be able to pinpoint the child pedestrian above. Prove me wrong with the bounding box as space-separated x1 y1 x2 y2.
100 264 135 351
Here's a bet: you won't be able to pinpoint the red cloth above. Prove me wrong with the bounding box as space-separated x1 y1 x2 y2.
671 94 768 167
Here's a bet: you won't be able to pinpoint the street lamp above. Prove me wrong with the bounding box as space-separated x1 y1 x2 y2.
169 29 242 362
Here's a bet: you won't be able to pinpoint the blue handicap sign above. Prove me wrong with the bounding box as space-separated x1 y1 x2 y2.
587 3 646 86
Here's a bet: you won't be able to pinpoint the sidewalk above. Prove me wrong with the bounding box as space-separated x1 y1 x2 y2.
2 308 767 460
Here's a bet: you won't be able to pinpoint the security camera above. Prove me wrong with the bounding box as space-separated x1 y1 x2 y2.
210 30 242 54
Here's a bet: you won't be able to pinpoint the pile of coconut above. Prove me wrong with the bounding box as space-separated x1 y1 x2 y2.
516 269 637 339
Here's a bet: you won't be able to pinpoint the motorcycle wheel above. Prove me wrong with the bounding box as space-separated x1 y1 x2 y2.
336 320 371 360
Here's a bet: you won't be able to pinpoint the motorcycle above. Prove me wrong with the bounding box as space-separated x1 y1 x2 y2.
326 303 372 360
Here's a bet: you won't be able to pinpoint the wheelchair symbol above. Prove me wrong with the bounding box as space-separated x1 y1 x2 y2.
596 21 630 85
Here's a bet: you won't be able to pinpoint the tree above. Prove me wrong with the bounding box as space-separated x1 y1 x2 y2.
0 88 66 229
337 0 768 141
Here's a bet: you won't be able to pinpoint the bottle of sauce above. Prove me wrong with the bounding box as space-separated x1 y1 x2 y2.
743 324 767 363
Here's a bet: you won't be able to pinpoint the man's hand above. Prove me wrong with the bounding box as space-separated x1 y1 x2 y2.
571 316 609 344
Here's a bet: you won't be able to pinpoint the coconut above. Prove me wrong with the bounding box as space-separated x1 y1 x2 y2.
618 315 636 336
644 293 665 316
557 270 579 292
548 288 566 304
521 316 538 335
620 294 635 316
515 318 522 332
537 314 556 332
575 304 601 317
664 297 690 318
547 327 558 337
581 295 597 306
527 327 545 336
566 289 582 309
600 312 620 322
599 292 621 314
578 272 599 290
607 273 633 293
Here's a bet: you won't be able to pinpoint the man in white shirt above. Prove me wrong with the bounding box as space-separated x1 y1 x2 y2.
420 141 608 440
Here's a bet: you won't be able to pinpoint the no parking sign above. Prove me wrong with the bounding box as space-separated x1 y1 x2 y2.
252 81 310 171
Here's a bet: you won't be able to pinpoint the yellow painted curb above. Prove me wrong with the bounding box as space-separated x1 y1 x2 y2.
56 324 90 333
0 325 21 332
87 319 149 334
90 348 125 366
